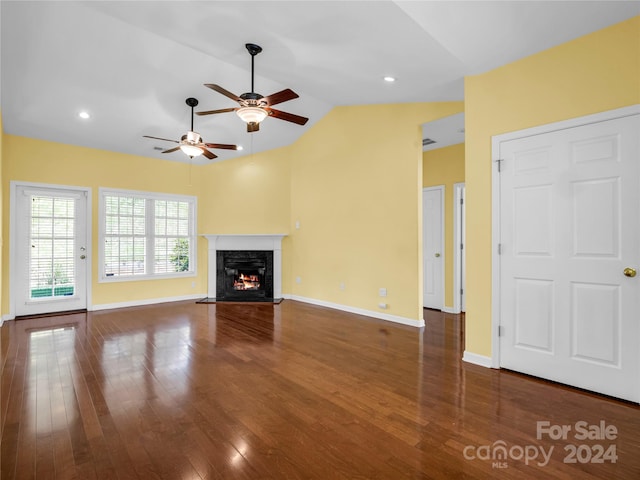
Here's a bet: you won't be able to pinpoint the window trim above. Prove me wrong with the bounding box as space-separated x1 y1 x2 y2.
98 187 197 282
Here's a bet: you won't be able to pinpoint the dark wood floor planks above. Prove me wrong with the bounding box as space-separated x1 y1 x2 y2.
1 300 639 479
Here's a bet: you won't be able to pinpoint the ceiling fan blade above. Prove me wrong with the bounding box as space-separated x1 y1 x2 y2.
201 148 217 160
195 107 238 116
204 143 238 150
263 88 299 106
204 84 241 102
161 146 181 154
247 122 260 133
267 108 309 126
143 135 179 143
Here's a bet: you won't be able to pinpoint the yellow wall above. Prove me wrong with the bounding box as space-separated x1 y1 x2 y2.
289 102 463 322
1 135 299 311
2 101 464 319
0 112 3 313
465 16 640 357
1 135 210 309
423 143 465 309
197 147 293 292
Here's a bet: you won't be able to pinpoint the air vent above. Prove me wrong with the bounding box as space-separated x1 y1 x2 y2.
153 146 164 151
422 138 436 146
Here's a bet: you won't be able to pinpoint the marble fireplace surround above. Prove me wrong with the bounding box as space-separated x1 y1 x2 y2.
203 235 286 299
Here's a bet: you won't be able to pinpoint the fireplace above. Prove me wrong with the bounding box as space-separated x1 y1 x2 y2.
216 250 274 301
203 234 286 302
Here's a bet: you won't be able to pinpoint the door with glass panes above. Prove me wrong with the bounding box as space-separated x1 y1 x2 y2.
13 184 88 316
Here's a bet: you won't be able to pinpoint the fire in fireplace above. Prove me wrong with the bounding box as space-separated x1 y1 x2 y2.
234 273 260 290
216 250 274 301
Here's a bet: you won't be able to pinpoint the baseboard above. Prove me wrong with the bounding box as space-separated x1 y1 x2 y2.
462 351 493 368
6 294 426 330
91 293 206 312
442 306 461 314
284 294 425 328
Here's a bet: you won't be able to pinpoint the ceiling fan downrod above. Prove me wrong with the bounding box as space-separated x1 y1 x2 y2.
185 97 199 131
245 43 262 94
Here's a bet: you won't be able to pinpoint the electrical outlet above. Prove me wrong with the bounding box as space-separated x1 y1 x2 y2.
295 220 300 229
191 281 196 288
296 276 302 284
378 303 388 309
339 282 346 291
379 288 387 297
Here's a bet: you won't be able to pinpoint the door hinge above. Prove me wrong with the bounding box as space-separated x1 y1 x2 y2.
460 243 464 250
460 198 464 205
460 288 464 295
498 243 502 255
496 158 504 172
498 325 504 337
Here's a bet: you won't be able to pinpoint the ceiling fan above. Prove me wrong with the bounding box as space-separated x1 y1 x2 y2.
144 97 238 159
196 43 309 133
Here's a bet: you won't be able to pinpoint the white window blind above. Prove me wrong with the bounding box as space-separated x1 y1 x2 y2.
154 200 191 274
100 189 196 281
29 195 76 298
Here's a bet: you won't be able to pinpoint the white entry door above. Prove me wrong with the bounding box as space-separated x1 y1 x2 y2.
423 186 444 310
497 112 639 402
13 184 89 316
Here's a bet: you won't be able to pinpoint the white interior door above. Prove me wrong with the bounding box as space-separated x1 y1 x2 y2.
423 186 444 310
13 184 89 316
497 112 639 402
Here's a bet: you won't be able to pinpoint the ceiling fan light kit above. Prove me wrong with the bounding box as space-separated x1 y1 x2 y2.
179 141 203 158
180 129 204 157
236 106 268 124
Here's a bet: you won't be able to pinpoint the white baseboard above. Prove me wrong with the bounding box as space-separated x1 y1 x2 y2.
91 293 206 312
442 306 461 314
4 294 426 330
462 351 493 368
284 294 425 328
0 294 206 322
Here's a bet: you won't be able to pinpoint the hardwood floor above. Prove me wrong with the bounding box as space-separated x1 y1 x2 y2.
1 300 638 479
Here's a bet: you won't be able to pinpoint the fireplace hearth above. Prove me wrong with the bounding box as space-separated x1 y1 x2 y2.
216 250 274 301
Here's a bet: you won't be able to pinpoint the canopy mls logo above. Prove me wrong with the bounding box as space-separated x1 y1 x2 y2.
463 420 618 469
463 441 553 469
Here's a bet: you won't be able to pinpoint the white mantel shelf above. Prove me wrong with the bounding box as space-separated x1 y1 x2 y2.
202 234 287 248
202 234 287 299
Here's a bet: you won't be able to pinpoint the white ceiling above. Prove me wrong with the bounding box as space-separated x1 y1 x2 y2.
422 112 465 152
1 1 638 164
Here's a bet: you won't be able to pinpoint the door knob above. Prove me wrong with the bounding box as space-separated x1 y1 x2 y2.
80 255 86 260
435 253 441 257
623 267 636 278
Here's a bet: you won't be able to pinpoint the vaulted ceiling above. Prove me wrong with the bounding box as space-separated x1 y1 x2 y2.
2 1 638 163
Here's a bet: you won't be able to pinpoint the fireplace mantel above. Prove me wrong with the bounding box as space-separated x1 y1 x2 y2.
202 234 287 299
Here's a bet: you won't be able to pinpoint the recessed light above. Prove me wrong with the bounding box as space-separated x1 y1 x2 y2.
383 76 396 83
78 111 90 119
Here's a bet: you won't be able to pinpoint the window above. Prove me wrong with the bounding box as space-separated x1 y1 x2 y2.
99 188 196 281
30 193 77 298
